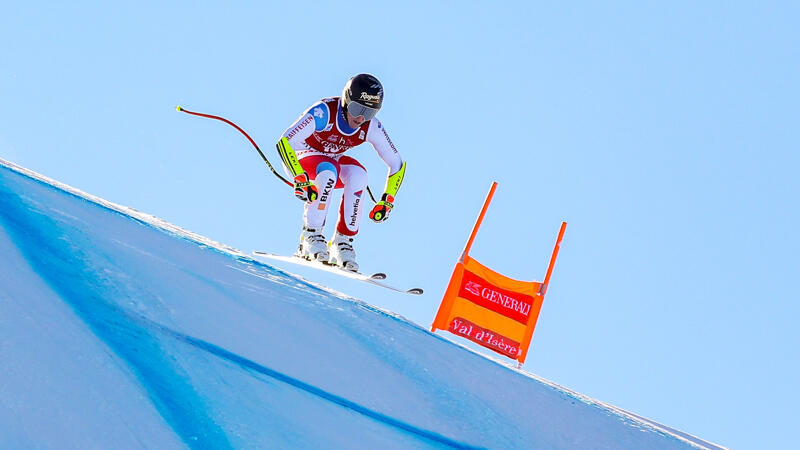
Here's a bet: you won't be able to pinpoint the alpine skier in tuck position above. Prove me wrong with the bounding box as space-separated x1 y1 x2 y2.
276 74 406 272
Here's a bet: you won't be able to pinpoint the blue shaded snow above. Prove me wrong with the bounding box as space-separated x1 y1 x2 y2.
0 160 723 449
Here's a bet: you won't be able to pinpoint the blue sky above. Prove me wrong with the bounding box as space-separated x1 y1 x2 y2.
2 1 797 448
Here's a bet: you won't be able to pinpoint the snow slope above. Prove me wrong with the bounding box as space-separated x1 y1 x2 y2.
0 159 725 449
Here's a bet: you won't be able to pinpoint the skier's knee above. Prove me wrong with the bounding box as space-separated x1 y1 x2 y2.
347 167 368 190
315 161 338 179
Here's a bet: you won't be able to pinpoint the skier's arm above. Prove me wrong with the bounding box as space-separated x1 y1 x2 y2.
276 137 317 202
366 118 405 222
277 111 318 202
277 110 316 176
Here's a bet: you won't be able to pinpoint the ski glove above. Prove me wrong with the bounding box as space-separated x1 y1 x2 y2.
369 161 405 223
369 193 394 222
293 173 318 203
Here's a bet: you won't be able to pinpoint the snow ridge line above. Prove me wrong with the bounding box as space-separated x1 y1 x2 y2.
0 158 420 335
0 158 249 260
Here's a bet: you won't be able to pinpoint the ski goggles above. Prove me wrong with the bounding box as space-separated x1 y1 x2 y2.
346 101 380 121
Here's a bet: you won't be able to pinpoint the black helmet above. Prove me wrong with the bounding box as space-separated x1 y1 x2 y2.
342 74 383 121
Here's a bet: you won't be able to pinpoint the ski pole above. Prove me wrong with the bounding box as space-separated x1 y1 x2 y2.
176 106 292 187
176 106 377 203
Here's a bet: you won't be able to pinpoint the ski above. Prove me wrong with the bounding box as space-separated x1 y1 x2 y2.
252 251 423 295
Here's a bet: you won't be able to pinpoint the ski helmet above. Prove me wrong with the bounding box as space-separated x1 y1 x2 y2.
342 74 383 121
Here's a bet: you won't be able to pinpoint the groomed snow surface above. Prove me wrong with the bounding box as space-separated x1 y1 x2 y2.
0 159 725 449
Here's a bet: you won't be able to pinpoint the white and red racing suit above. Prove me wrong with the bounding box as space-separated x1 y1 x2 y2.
280 97 404 236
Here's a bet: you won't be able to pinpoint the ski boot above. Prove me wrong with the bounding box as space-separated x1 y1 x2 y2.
297 226 329 262
328 232 358 272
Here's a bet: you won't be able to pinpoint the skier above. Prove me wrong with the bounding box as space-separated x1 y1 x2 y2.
276 74 406 272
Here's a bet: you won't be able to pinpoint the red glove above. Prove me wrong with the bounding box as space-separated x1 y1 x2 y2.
369 193 394 222
293 173 318 203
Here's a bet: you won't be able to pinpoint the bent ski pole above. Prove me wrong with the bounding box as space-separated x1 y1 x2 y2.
176 106 377 203
177 106 292 187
